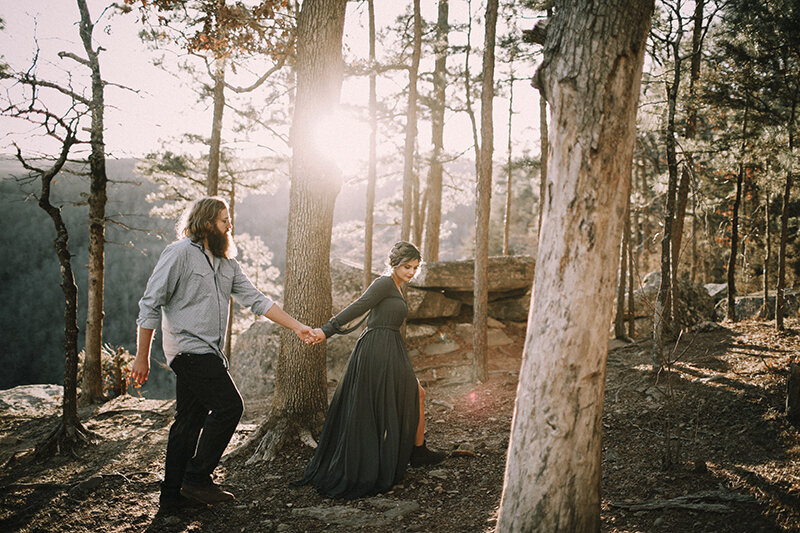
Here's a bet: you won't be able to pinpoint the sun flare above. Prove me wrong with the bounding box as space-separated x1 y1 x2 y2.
311 109 372 177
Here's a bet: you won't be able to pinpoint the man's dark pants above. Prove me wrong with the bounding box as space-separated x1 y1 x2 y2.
161 352 243 499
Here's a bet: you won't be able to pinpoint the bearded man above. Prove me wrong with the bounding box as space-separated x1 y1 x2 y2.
132 197 315 511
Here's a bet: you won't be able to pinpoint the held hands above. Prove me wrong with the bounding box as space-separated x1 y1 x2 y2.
295 324 326 346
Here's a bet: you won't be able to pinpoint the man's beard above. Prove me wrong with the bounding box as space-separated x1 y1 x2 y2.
207 227 236 258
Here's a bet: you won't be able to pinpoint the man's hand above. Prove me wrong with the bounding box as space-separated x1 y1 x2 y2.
132 327 154 385
131 352 150 385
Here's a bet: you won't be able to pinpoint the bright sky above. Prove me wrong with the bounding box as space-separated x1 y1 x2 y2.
1 1 543 169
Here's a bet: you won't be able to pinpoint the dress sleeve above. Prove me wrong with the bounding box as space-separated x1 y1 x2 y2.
321 276 392 338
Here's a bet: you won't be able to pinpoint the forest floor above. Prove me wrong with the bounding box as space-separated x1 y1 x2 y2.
2 318 800 532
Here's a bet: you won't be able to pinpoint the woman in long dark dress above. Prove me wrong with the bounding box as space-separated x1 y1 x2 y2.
299 241 446 499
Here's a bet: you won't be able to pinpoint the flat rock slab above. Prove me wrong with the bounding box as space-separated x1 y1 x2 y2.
0 384 63 415
410 256 534 292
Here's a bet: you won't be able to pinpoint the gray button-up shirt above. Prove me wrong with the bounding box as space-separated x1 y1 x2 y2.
137 238 274 367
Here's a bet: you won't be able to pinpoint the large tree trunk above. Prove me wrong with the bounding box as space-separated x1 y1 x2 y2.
423 0 449 262
401 0 421 242
497 1 652 530
245 0 347 463
364 0 377 291
207 59 226 196
471 0 497 384
79 0 108 405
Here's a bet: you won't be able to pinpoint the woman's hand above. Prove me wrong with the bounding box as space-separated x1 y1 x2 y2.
309 328 326 345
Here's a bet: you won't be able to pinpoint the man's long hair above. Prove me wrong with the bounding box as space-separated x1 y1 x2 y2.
177 197 236 258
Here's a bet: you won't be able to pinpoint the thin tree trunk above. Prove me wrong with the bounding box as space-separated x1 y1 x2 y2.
364 0 377 291
726 103 748 322
24 128 92 455
401 0 421 242
207 59 226 196
503 65 514 256
615 192 631 339
497 2 653 529
761 192 771 319
628 216 636 338
245 0 347 463
653 28 683 370
776 170 792 330
464 0 480 179
671 166 690 324
776 101 796 331
472 0 497 384
79 0 108 404
225 186 235 361
423 0 449 262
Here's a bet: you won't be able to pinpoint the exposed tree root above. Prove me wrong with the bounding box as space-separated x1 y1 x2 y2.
225 414 317 465
33 420 97 458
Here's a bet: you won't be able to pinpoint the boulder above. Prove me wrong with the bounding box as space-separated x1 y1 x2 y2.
231 318 357 400
488 291 532 322
623 274 716 340
230 320 280 400
713 289 800 321
406 287 461 319
410 255 534 292
704 283 728 303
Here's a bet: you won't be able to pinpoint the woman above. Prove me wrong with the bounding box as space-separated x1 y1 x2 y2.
299 241 446 499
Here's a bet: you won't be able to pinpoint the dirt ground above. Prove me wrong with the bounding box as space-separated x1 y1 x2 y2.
2 318 800 532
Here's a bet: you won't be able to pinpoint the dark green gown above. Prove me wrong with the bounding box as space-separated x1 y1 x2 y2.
299 275 420 499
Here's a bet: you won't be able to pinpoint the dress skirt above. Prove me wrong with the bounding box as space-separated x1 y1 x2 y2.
299 326 420 499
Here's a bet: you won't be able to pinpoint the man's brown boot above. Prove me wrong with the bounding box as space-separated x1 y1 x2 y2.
180 482 235 504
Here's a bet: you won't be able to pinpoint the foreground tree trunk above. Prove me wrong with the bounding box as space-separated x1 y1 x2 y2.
472 0 497 383
614 192 631 340
497 1 653 530
244 0 347 463
776 101 796 330
77 0 108 405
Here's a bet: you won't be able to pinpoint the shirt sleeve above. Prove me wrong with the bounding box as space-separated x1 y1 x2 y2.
230 259 275 316
321 276 391 338
137 242 184 330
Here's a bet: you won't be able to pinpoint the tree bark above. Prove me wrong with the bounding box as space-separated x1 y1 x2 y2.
401 0 421 242
207 58 226 196
78 0 108 405
497 1 653 530
246 0 347 463
364 0 377 291
472 0 497 384
423 0 449 262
